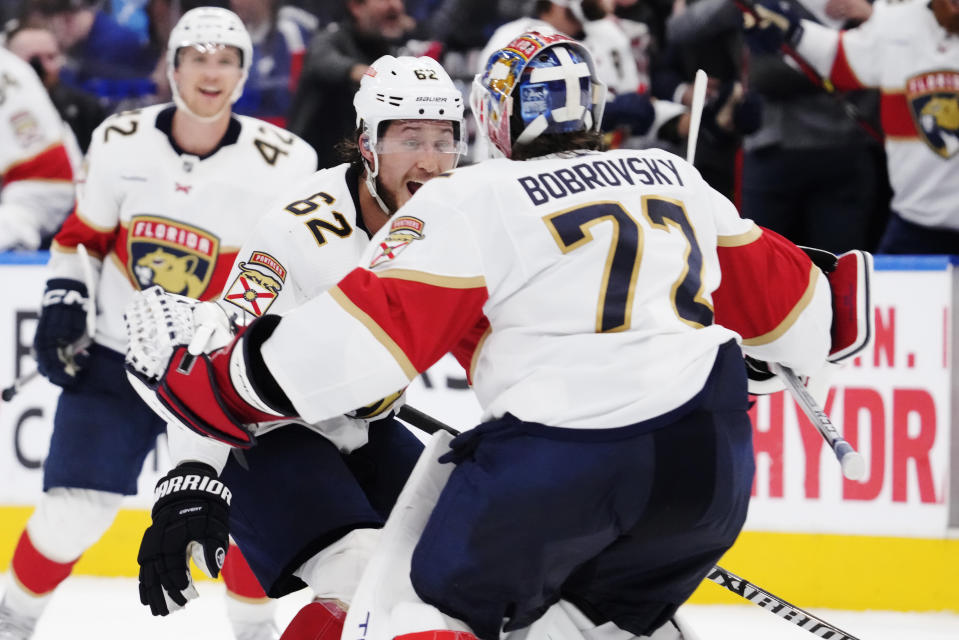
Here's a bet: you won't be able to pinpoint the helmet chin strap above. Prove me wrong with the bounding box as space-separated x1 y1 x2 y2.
362 151 393 216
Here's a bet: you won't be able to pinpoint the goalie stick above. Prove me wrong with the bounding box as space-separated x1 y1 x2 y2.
395 405 863 640
684 63 867 483
770 363 865 481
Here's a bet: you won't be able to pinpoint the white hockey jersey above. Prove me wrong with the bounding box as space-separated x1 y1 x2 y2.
0 48 77 250
262 148 831 429
171 163 380 469
221 163 374 319
797 0 959 230
47 103 317 353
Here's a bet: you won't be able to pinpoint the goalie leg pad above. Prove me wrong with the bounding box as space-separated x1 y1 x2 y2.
342 432 464 640
280 599 347 640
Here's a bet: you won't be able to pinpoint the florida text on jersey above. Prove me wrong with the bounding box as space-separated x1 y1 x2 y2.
47 102 317 352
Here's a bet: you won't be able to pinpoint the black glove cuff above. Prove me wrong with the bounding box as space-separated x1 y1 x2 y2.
45 278 88 297
744 355 776 383
152 462 230 514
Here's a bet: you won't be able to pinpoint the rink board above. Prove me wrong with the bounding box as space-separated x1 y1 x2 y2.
1 253 957 611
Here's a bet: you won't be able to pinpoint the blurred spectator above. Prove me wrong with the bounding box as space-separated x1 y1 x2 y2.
6 24 107 152
107 0 151 41
746 0 958 254
740 0 883 254
477 0 688 159
288 0 413 166
0 46 77 250
23 0 158 108
231 0 318 126
655 0 763 201
613 0 673 53
406 0 502 52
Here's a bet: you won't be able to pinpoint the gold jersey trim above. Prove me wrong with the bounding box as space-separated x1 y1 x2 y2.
716 223 762 247
329 287 419 380
742 264 818 346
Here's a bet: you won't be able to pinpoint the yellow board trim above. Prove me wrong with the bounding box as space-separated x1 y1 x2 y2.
1 507 956 609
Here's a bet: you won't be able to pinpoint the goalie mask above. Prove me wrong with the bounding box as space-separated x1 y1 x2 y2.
471 31 606 159
354 55 466 214
166 6 253 122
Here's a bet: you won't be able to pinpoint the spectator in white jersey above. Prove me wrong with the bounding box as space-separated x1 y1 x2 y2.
125 54 467 640
0 7 316 640
0 45 76 251
744 0 959 254
122 30 840 640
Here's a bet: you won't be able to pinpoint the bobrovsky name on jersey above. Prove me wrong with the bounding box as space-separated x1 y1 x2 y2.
517 155 684 206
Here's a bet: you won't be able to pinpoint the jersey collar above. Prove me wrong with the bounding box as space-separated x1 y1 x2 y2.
155 105 242 160
346 162 373 238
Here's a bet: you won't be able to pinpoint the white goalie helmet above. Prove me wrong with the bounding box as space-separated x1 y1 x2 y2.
353 55 466 213
166 6 254 119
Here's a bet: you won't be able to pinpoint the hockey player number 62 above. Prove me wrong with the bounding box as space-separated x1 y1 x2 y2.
543 197 712 333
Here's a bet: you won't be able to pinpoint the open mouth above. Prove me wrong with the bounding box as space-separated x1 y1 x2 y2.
199 88 222 98
407 181 424 196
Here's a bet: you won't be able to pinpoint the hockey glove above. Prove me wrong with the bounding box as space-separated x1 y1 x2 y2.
125 286 293 448
138 462 231 616
740 0 803 54
33 278 91 388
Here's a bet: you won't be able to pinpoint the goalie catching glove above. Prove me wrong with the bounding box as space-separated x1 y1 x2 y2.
138 462 231 616
124 286 295 448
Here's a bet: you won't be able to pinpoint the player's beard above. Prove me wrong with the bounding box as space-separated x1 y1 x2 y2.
932 0 959 34
374 175 399 214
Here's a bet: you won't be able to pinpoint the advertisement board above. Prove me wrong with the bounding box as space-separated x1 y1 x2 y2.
0 253 955 610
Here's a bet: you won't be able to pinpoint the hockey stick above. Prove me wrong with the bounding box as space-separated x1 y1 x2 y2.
681 51 866 481
397 404 460 437
394 405 862 640
2 370 40 402
685 69 708 164
707 566 861 640
769 363 865 480
732 0 882 143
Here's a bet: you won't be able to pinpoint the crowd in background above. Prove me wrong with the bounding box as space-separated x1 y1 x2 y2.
2 0 957 256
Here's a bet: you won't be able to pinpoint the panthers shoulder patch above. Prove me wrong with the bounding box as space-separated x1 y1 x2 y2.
223 250 287 316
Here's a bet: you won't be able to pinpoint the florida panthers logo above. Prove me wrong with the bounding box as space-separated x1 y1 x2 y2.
906 71 959 159
128 216 219 297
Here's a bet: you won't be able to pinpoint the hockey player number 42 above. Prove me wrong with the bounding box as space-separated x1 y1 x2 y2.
543 197 713 333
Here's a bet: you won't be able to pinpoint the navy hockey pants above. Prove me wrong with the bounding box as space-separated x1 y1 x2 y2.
221 417 424 597
410 340 754 640
45 345 166 495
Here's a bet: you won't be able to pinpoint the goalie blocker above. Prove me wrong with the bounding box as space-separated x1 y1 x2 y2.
746 248 872 394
